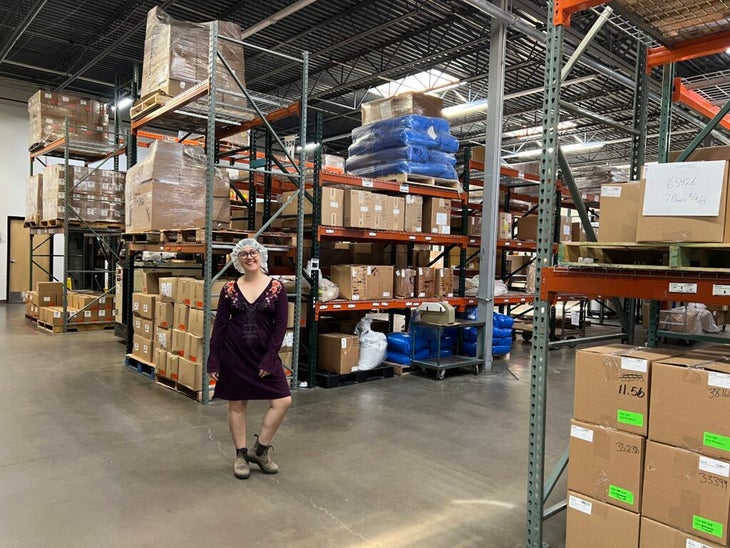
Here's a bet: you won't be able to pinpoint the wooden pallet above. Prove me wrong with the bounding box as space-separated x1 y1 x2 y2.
125 355 155 379
313 363 395 389
154 374 214 402
38 320 116 334
130 90 169 120
122 229 252 244
36 219 123 230
560 242 730 271
382 173 462 191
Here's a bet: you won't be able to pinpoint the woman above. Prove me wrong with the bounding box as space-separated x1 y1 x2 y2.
208 238 292 479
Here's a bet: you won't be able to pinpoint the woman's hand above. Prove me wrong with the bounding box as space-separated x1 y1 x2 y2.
210 372 219 381
258 369 270 378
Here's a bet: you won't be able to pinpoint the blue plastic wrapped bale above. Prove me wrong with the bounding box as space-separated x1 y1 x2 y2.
493 312 515 329
347 160 458 180
465 306 478 321
443 327 459 338
493 345 511 356
386 350 412 365
493 336 513 348
493 327 513 339
429 149 457 166
387 332 413 355
351 114 451 142
437 132 459 153
441 334 456 352
463 341 477 357
438 348 453 358
349 130 439 156
415 347 431 360
347 145 431 168
429 338 456 358
462 326 478 343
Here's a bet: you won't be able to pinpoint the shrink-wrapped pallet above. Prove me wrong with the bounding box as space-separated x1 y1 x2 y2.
28 90 110 147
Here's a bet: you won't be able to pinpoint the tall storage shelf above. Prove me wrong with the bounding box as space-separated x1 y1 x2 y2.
28 127 125 333
525 1 730 546
302 168 479 388
124 19 309 403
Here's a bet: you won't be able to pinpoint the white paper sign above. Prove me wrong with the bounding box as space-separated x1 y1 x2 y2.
643 161 726 217
687 539 714 548
621 357 648 373
699 456 730 478
708 372 730 389
601 186 623 198
568 495 592 515
570 425 594 443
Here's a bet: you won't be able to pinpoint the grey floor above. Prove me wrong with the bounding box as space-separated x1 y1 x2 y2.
0 303 578 547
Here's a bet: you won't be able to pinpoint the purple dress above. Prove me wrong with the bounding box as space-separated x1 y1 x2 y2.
207 279 291 400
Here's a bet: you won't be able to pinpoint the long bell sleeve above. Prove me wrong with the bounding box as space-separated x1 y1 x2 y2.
259 282 289 374
207 282 232 374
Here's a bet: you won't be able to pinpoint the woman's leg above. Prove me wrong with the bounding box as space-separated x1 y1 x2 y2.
228 400 248 448
258 396 292 445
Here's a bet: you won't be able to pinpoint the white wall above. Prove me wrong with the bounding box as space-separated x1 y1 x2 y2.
0 83 34 300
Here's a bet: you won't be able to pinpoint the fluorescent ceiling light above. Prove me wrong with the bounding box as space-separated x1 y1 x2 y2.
368 69 460 98
442 99 488 118
503 121 577 140
111 96 133 111
505 140 605 159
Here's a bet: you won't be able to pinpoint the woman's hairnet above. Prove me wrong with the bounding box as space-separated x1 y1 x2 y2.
231 238 269 274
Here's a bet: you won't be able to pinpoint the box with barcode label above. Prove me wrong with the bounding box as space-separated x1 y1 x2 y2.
643 441 730 545
568 419 645 513
640 517 724 548
566 491 639 548
649 355 730 461
573 344 682 436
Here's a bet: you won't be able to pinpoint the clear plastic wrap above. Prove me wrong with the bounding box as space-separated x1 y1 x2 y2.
140 7 247 114
351 115 451 149
125 140 230 232
360 93 443 125
346 145 431 172
28 90 110 146
25 174 42 224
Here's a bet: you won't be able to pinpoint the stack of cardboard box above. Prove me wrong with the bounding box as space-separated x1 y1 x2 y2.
28 90 110 147
566 344 730 547
26 282 114 327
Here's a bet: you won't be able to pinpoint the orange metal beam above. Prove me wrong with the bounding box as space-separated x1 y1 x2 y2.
553 0 608 27
672 78 730 131
647 29 730 70
135 130 204 147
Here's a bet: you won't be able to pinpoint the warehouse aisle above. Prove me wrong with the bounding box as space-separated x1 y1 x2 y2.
0 303 573 547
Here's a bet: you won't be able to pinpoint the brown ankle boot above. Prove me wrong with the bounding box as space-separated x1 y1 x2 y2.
233 448 250 479
244 436 279 474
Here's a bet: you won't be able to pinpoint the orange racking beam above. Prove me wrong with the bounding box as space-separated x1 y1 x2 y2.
553 0 608 27
672 78 730 131
217 101 301 141
647 30 730 71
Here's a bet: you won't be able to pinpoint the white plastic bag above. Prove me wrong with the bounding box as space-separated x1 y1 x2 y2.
494 279 508 296
354 317 387 371
319 278 339 302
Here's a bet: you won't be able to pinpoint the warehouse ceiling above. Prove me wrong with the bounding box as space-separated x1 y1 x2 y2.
1 0 730 180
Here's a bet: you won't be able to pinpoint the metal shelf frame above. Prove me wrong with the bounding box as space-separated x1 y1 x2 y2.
127 24 309 402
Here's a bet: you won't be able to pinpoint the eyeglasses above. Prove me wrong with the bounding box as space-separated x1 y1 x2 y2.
238 250 259 259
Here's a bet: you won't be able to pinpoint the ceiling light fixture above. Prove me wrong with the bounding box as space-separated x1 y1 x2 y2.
442 99 489 118
504 140 606 159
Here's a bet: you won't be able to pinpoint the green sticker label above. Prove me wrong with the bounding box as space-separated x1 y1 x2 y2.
617 409 644 427
693 515 723 538
608 485 634 505
704 432 730 452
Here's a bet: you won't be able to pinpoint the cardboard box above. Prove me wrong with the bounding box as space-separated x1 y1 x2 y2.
404 194 423 232
637 160 730 243
572 221 600 242
642 441 730 545
423 197 451 234
317 333 359 374
193 279 226 309
132 335 154 364
156 327 171 351
598 182 641 242
415 267 435 298
178 357 202 391
185 332 204 363
573 344 681 436
174 303 189 330
26 290 38 307
154 348 168 377
167 353 179 381
568 420 645 513
467 215 482 237
171 328 187 357
516 215 538 241
133 316 154 339
352 243 385 265
155 301 174 328
318 316 362 335
434 268 454 298
279 190 313 216
321 186 345 227
566 491 640 548
368 265 394 300
560 215 572 242
360 92 442 125
649 355 730 461
96 309 110 322
132 292 155 320
343 189 374 229
497 212 512 239
178 278 197 306
158 277 179 302
330 265 368 301
279 349 293 371
37 281 63 306
395 268 416 298
187 307 204 337
390 196 405 232
640 517 724 548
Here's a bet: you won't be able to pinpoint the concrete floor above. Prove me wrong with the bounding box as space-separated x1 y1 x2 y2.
0 303 577 547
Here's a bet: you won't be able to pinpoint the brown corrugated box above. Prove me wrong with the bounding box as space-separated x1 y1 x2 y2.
360 92 442 125
573 344 681 436
158 277 179 302
559 215 573 242
171 328 186 357
566 491 640 548
415 267 435 298
132 316 154 339
317 333 359 374
187 307 204 337
28 90 110 146
155 301 174 328
568 420 645 513
395 268 416 298
598 182 641 242
649 354 730 461
132 293 155 320
642 441 730 545
185 332 204 363
174 303 189 330
156 326 171 351
321 187 344 227
330 265 368 301
423 197 451 234
343 189 374 229
154 348 168 377
640 517 724 548
132 334 154 363
516 215 538 241
637 159 730 243
178 277 197 306
37 281 62 307
404 194 423 232
368 265 394 300
434 268 454 298
178 356 202 391
167 353 179 381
